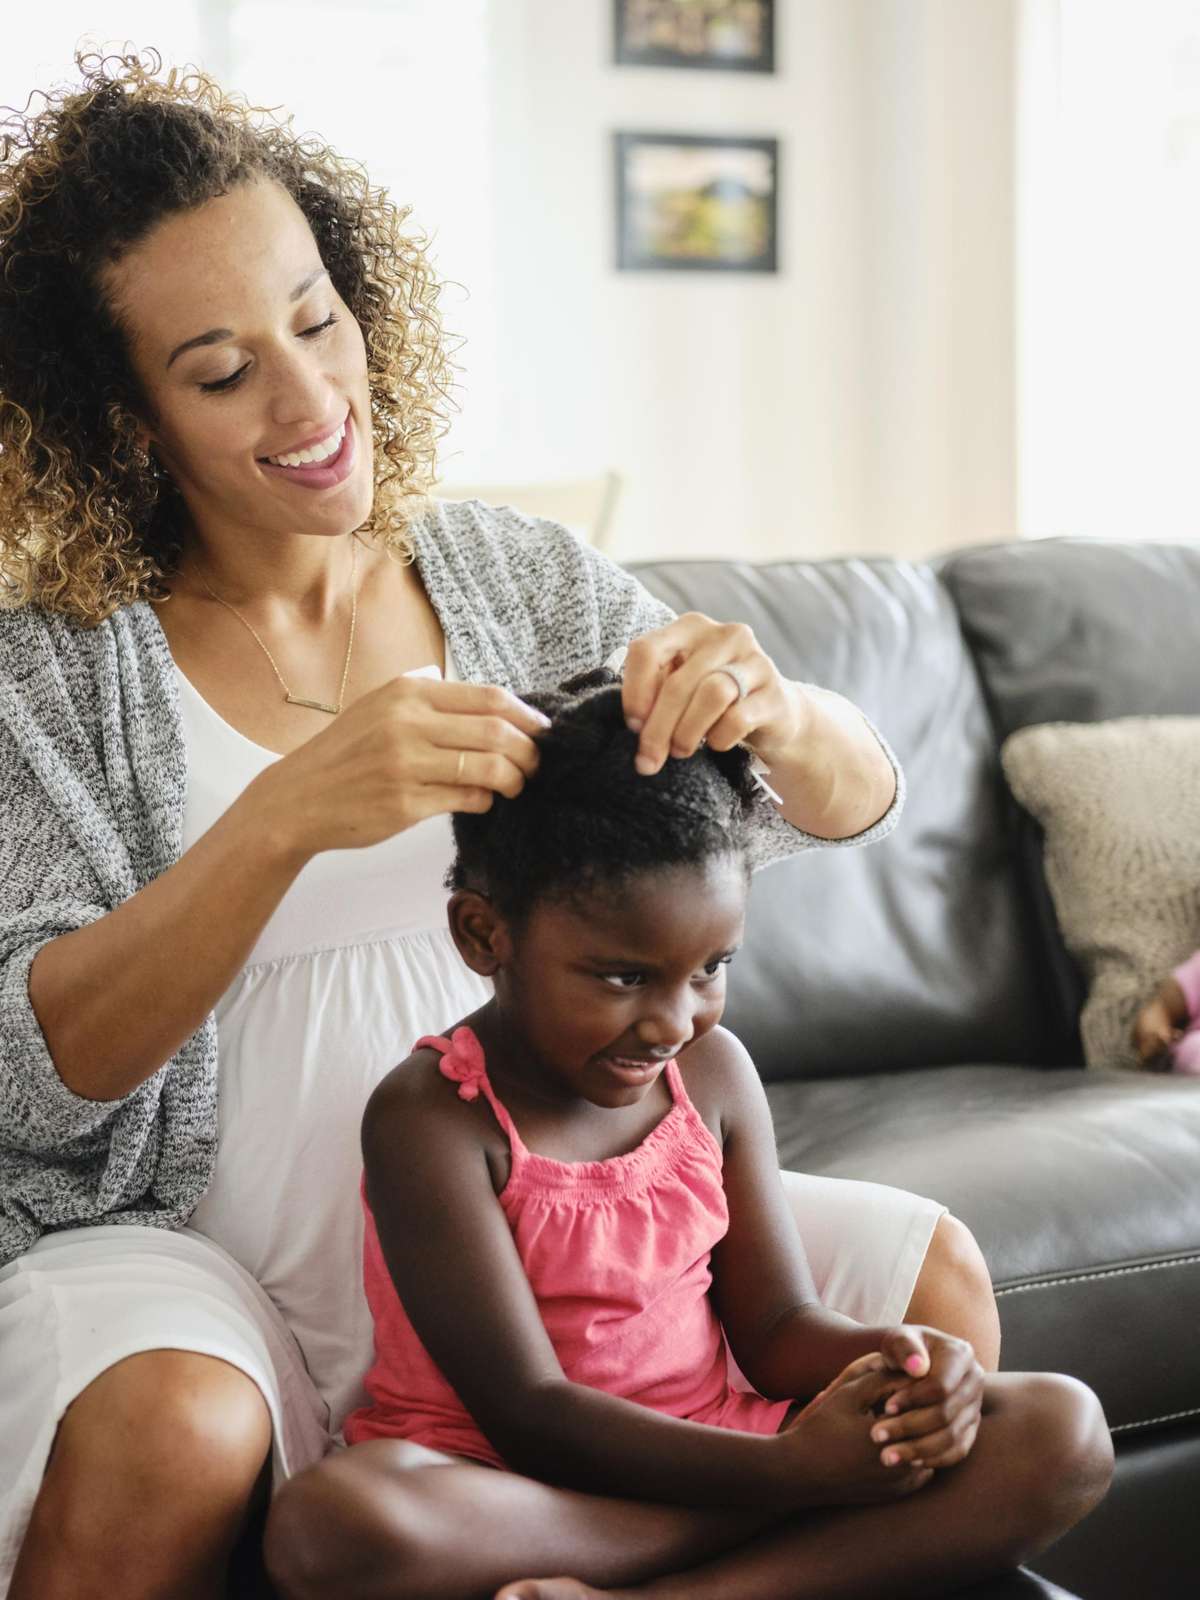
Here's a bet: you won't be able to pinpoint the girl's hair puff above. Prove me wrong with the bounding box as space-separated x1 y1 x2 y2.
0 47 452 623
448 669 757 924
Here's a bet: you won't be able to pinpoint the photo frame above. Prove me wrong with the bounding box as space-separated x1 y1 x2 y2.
613 0 775 74
615 132 779 273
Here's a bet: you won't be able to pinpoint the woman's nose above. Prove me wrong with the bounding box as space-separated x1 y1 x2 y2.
267 343 335 431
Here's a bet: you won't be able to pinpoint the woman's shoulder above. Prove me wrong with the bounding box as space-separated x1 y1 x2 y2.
411 496 627 600
407 497 672 688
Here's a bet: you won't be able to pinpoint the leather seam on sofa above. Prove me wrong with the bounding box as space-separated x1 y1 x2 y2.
1110 1404 1200 1437
994 1252 1200 1296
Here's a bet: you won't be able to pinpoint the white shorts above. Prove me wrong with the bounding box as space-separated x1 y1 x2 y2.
0 1173 944 1590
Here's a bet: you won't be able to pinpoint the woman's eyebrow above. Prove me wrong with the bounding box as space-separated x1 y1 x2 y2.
164 268 330 368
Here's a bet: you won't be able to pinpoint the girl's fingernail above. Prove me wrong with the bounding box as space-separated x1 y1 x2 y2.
885 1399 900 1415
626 716 643 733
871 1426 889 1443
635 754 657 776
905 1355 926 1375
882 1450 901 1467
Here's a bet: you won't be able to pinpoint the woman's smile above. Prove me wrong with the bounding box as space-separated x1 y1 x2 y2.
258 409 356 490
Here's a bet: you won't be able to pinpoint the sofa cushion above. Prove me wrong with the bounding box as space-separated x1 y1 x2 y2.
631 557 1048 1079
767 1064 1200 1436
1002 717 1200 1069
941 538 1200 1056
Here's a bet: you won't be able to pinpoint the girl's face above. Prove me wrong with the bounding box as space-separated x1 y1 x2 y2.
489 857 748 1109
102 177 374 551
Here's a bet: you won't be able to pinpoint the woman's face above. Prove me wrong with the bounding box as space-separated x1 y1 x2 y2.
103 176 374 550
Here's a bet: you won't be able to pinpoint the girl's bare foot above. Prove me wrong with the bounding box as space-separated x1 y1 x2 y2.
495 1579 623 1600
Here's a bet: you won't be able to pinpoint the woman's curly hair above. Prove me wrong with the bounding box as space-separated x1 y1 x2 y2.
0 47 452 624
448 670 756 925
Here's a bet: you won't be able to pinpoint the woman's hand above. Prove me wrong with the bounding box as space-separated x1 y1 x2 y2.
249 676 549 860
867 1326 985 1471
619 611 896 839
620 611 806 774
779 1354 934 1506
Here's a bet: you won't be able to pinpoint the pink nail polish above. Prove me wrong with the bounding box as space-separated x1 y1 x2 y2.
905 1354 926 1376
882 1449 901 1467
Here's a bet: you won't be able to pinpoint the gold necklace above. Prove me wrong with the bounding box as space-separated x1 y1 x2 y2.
197 538 359 715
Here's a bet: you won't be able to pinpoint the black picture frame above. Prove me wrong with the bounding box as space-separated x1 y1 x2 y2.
615 131 779 273
613 0 775 74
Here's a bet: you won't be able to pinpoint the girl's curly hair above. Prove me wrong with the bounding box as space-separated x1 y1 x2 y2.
0 47 452 625
448 670 756 925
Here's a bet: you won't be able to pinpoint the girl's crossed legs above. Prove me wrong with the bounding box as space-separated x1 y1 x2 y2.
264 1372 1111 1600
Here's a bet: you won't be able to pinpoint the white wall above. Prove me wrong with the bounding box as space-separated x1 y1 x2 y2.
3 2 1020 566
442 0 1018 564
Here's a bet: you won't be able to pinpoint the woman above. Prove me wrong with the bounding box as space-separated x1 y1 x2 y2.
0 52 998 1599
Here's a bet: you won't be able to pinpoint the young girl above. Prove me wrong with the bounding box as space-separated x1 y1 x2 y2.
265 672 1112 1600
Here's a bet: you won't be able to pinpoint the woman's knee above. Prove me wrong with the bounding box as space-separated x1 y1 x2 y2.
49 1349 270 1528
906 1212 1002 1369
14 1351 271 1597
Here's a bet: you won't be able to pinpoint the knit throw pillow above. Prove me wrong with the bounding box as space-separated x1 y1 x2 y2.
1001 717 1200 1070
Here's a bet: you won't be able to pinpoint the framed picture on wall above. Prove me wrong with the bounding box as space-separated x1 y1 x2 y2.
615 132 778 272
613 0 775 74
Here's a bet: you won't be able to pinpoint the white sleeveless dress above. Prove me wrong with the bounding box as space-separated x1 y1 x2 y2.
0 652 943 1588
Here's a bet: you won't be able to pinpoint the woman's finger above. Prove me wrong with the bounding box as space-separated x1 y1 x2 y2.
664 670 769 759
436 748 530 801
420 677 553 740
422 710 543 778
620 614 717 731
633 632 762 773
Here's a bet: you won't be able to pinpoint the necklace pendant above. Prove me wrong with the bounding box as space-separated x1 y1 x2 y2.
285 693 340 715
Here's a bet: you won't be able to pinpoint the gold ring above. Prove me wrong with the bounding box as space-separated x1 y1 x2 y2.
456 750 466 783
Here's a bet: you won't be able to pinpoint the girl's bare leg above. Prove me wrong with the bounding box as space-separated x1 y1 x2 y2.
9 1349 272 1600
905 1213 1003 1371
265 1374 1111 1600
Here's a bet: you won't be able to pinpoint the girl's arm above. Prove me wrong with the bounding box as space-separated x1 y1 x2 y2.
361 1061 908 1512
697 1028 907 1397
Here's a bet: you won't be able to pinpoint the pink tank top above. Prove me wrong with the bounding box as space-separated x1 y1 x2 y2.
344 1025 791 1465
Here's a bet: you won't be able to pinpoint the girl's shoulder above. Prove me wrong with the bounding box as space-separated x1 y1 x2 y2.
676 1026 767 1144
362 1035 508 1170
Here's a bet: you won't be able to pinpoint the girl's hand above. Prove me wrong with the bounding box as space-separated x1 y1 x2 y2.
1133 998 1180 1067
780 1355 934 1505
620 611 807 775
250 676 549 860
869 1326 985 1471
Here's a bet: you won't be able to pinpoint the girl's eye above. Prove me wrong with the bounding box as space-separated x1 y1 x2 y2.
700 956 734 980
198 315 337 394
602 973 646 990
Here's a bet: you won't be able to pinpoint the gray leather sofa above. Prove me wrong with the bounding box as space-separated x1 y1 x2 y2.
633 539 1200 1600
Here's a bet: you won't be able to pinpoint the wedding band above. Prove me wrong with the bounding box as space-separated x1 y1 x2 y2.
713 663 750 703
455 750 466 783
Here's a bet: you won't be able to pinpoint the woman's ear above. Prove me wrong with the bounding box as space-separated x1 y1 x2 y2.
447 888 511 976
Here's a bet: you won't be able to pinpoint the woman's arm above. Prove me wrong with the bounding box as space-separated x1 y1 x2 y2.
363 1062 859 1513
23 677 545 1103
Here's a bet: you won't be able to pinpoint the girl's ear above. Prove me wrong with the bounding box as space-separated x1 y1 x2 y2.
447 888 511 976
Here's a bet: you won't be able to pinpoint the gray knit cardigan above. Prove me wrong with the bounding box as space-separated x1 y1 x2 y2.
0 501 902 1267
